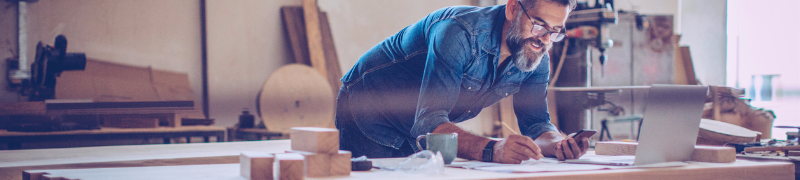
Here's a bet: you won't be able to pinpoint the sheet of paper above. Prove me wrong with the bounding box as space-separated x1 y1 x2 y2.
565 155 636 166
448 157 629 173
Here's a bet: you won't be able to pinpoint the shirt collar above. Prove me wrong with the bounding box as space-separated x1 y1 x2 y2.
481 5 507 56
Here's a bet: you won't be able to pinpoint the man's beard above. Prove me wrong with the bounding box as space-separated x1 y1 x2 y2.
506 12 551 72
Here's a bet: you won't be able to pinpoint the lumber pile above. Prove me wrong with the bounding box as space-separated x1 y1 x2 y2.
240 127 351 180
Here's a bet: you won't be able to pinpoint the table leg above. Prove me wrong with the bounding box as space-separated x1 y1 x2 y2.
185 137 191 143
204 136 210 143
163 138 171 144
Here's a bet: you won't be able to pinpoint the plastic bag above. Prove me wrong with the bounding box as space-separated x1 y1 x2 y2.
374 150 444 174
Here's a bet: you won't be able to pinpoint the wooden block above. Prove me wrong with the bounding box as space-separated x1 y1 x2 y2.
290 127 339 154
692 146 736 163
595 141 638 155
240 152 275 180
594 141 736 163
286 151 330 177
330 150 352 176
274 153 305 180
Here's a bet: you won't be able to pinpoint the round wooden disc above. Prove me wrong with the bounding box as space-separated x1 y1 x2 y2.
258 64 334 133
698 118 759 145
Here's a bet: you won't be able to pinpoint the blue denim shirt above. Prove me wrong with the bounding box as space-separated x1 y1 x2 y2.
338 5 557 151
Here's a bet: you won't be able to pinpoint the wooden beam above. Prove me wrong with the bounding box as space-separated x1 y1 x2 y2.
282 6 342 97
281 7 310 65
303 0 327 78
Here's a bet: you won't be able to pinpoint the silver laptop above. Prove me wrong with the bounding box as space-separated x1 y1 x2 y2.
567 84 709 166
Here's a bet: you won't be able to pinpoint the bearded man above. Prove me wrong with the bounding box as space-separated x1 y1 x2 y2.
335 0 589 164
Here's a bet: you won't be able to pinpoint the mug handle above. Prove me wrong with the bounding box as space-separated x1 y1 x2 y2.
416 135 426 150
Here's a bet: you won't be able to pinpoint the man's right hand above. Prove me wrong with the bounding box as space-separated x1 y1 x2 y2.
492 134 543 164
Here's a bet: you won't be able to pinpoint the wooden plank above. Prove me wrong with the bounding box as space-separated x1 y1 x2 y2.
594 141 737 163
679 46 698 85
46 101 193 110
673 35 687 85
21 153 795 180
745 145 800 152
0 126 225 150
0 140 290 168
0 102 46 115
319 11 343 96
290 127 339 154
303 0 327 78
281 7 310 65
282 6 341 97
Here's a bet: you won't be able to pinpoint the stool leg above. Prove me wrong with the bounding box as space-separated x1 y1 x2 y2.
600 119 612 141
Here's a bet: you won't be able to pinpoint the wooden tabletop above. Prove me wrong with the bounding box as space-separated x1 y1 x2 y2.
4 139 795 180
22 154 795 180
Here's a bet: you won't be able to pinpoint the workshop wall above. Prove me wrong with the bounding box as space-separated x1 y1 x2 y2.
680 0 726 86
0 0 203 104
206 0 477 129
0 0 727 137
0 1 19 102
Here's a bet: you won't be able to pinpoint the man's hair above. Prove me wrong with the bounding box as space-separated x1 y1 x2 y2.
521 0 577 11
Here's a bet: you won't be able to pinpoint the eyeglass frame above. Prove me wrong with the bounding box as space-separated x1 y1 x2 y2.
516 0 567 42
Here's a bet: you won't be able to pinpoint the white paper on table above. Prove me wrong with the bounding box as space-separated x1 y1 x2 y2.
448 157 629 173
565 155 688 168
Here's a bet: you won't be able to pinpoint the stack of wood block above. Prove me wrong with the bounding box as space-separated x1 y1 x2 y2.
240 127 351 180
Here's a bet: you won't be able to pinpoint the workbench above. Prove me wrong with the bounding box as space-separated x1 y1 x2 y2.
0 126 226 150
1 140 793 180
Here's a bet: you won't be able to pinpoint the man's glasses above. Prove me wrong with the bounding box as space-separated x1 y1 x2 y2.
517 0 566 42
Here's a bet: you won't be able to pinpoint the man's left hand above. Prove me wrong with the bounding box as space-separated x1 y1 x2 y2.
553 133 589 161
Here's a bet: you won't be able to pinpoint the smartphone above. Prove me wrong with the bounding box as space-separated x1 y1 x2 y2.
572 129 597 140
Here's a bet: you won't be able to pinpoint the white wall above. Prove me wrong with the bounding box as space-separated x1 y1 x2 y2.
680 0 726 86
205 0 301 127
318 0 472 78
24 0 203 101
206 0 472 127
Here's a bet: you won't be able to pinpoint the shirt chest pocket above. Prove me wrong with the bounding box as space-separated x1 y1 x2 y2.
461 74 483 91
493 84 520 98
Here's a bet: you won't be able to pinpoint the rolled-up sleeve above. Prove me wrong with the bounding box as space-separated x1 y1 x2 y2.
410 20 472 138
513 55 558 139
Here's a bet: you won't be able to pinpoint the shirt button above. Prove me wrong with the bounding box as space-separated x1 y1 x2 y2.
505 93 509 96
468 87 472 90
507 72 512 75
467 110 471 113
